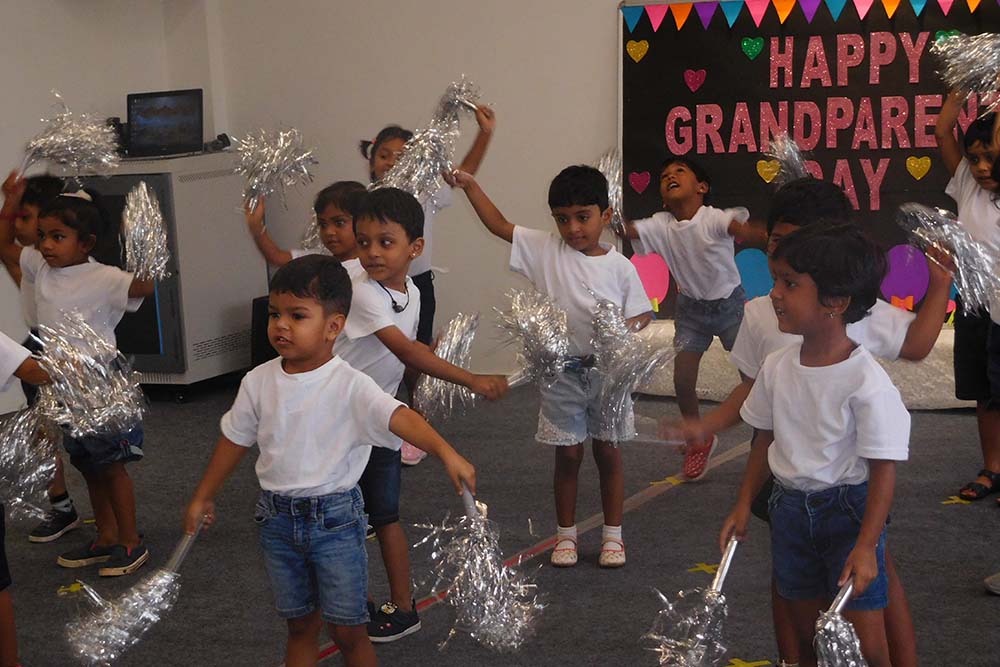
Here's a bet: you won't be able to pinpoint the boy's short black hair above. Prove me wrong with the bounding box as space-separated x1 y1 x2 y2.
964 112 997 151
355 187 424 241
314 181 367 218
547 165 609 210
269 255 352 316
772 222 886 325
767 177 853 233
22 174 64 208
661 156 712 191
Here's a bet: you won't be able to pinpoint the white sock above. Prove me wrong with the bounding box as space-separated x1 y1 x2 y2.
602 524 622 542
556 525 577 546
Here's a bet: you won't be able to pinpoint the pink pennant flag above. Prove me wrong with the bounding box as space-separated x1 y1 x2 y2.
853 0 875 17
745 0 771 25
938 0 954 14
670 3 694 28
645 5 670 31
695 1 719 27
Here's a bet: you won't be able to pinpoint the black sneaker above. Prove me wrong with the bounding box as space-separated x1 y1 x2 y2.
366 524 376 540
28 508 81 543
57 541 115 568
368 600 421 643
99 543 150 577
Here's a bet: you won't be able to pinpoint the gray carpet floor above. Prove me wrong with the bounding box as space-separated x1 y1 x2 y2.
5 378 999 666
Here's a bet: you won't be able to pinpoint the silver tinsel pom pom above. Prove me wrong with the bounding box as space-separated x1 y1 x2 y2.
591 298 676 442
595 148 625 236
413 313 480 422
21 91 119 176
643 588 729 666
35 313 145 438
495 289 570 388
412 490 543 652
931 33 1000 111
896 202 1000 314
234 128 317 213
122 181 171 281
764 131 810 186
0 409 59 520
373 76 481 204
814 582 868 667
300 210 323 251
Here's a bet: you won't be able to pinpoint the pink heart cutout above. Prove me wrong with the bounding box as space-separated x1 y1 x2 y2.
629 171 651 194
684 69 707 92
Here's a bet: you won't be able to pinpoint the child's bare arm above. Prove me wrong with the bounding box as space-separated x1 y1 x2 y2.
839 459 895 593
245 199 294 267
626 312 652 331
935 91 965 176
898 248 953 361
719 428 773 552
13 357 49 386
184 435 249 533
456 106 495 176
727 219 768 248
0 172 25 268
665 373 754 445
128 279 156 298
389 405 476 494
617 220 640 241
374 325 508 400
444 171 515 243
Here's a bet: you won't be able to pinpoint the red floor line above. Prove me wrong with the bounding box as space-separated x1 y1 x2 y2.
303 440 751 665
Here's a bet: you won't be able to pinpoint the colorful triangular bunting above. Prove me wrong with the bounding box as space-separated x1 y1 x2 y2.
882 0 902 15
645 4 669 31
800 0 824 20
968 0 982 11
825 0 849 18
909 0 928 14
696 1 719 27
621 5 644 32
938 0 954 14
746 0 771 25
670 3 694 28
773 0 797 21
720 0 745 25
853 0 875 18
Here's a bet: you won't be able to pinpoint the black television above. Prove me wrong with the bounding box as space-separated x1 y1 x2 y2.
126 89 203 158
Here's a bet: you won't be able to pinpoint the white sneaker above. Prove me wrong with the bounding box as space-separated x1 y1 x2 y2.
985 571 1000 595
400 441 427 466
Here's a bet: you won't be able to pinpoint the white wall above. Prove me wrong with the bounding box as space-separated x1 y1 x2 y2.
0 0 169 411
213 0 622 373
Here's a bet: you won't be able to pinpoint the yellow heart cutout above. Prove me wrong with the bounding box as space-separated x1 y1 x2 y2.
756 159 781 183
906 156 931 180
626 40 649 63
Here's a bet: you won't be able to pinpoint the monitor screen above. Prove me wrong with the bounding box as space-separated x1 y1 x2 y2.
126 89 203 158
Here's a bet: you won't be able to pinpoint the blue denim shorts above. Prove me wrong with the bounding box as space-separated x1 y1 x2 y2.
62 426 144 473
358 446 401 527
769 482 888 611
674 286 746 353
255 487 369 625
536 365 634 445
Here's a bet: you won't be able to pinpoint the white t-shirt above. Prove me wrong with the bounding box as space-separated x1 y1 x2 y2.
945 161 1000 322
730 296 916 379
0 332 30 392
19 270 37 329
632 205 749 300
221 356 404 496
20 248 142 348
333 275 420 397
409 185 453 277
288 250 366 282
740 343 910 492
509 226 651 355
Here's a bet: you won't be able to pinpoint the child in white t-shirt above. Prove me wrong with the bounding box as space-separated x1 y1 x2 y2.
0 188 155 578
620 157 766 479
448 165 652 569
245 181 368 281
333 187 507 642
722 223 909 667
184 255 476 667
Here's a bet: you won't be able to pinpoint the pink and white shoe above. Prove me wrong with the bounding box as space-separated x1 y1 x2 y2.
401 441 428 466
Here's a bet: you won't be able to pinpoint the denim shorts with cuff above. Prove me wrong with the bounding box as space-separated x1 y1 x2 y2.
255 487 369 626
536 360 634 446
674 286 746 354
358 446 401 527
63 426 144 474
769 481 888 611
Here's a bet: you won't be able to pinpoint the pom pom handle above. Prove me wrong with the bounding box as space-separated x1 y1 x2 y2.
710 538 738 592
165 515 205 573
829 580 854 615
461 484 479 518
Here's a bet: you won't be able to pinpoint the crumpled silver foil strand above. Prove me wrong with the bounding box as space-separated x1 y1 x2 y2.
121 181 171 281
413 312 480 422
896 202 1000 314
234 128 318 213
34 313 145 438
931 33 1000 113
373 76 481 204
0 408 59 520
495 289 571 389
591 298 676 442
66 524 203 666
643 588 729 666
596 148 625 236
412 494 543 652
814 582 868 667
300 210 323 251
764 131 810 186
21 91 119 176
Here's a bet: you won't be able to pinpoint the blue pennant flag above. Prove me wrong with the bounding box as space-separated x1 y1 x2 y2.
621 5 645 32
720 1 744 26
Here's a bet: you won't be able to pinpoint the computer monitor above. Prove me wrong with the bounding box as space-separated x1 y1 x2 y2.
126 89 203 158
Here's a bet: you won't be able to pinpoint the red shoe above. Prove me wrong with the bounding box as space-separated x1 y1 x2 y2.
683 436 718 481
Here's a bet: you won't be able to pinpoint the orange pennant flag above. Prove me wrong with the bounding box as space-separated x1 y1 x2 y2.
773 0 797 22
891 295 914 311
967 0 982 11
882 0 902 15
670 3 693 28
